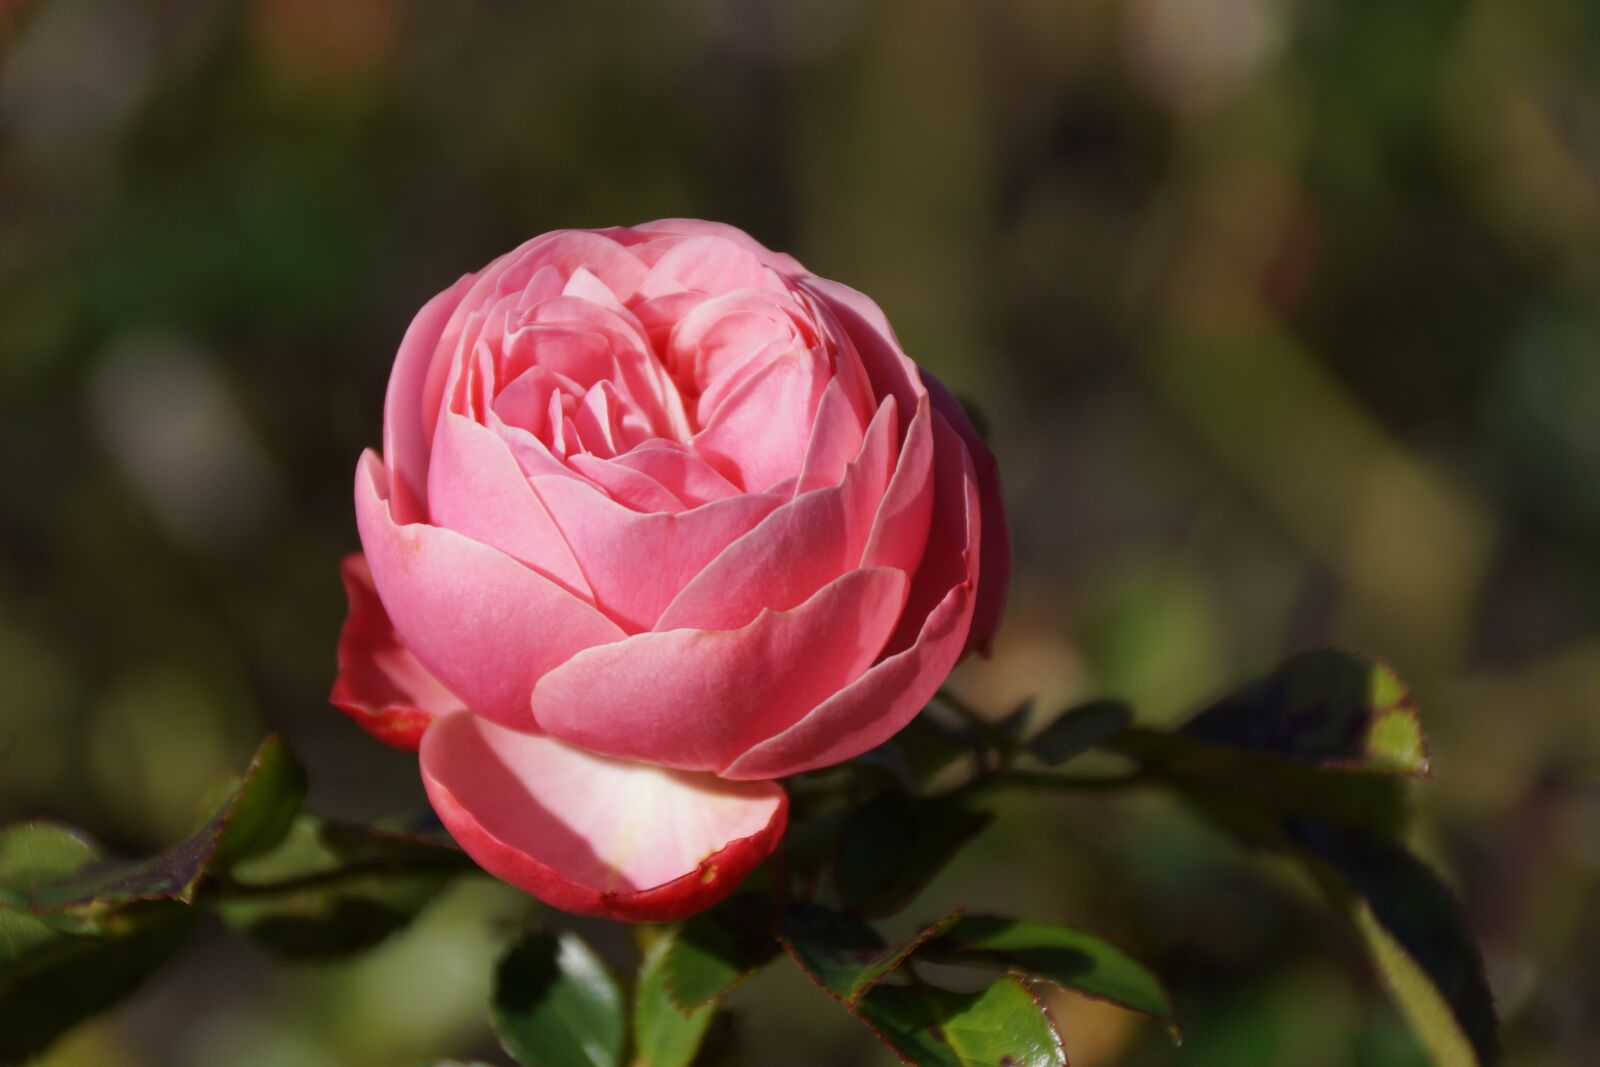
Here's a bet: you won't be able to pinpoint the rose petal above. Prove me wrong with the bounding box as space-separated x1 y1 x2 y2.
625 218 807 275
658 398 897 632
383 273 474 522
639 235 786 298
498 326 612 392
692 350 829 492
533 566 908 772
566 453 687 513
722 419 981 779
667 290 808 408
531 475 785 631
512 230 649 302
428 414 591 598
795 377 869 494
421 712 787 921
860 393 935 577
356 451 626 728
921 369 1010 656
800 276 929 432
608 442 742 507
329 553 462 750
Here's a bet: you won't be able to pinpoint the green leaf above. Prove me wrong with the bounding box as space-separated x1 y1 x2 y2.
635 931 717 1067
1104 652 1435 846
25 735 307 914
1179 650 1429 777
1110 727 1409 843
920 916 1179 1039
211 735 309 865
492 929 626 1067
0 823 196 1064
1027 700 1134 766
994 698 1037 749
834 792 991 916
0 902 196 1064
1287 821 1499 1067
0 822 101 908
779 903 962 1005
213 815 472 960
661 893 780 1009
854 976 1067 1067
891 710 984 783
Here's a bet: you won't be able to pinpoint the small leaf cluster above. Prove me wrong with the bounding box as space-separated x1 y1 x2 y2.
0 737 477 1064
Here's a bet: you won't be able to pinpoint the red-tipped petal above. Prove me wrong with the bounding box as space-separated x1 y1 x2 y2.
329 553 464 750
420 713 787 921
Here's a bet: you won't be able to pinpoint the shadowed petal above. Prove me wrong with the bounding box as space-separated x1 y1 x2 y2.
330 553 463 750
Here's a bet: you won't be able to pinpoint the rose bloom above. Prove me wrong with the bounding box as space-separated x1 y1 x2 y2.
332 220 1008 920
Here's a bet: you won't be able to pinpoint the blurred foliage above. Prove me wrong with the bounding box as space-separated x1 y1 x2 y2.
1 0 1598 1062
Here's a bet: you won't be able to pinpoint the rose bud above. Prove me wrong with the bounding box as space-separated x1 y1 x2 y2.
332 220 1009 921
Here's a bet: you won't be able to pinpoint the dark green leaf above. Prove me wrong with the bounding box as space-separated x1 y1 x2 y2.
0 822 101 907
0 824 196 1064
834 792 991 916
995 698 1037 749
1109 728 1409 843
1027 700 1134 766
212 735 309 864
0 902 196 1064
1180 650 1429 777
892 710 984 783
492 929 626 1067
26 735 306 914
920 916 1179 1039
0 824 108 953
779 902 962 1005
661 893 780 1009
1287 821 1499 1067
777 803 852 895
850 743 918 789
214 815 472 960
635 931 717 1067
854 976 1067 1067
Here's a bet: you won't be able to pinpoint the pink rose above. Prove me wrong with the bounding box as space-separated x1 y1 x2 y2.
332 219 1009 920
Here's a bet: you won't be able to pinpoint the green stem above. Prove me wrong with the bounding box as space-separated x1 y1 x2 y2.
207 857 472 900
955 770 1146 801
934 688 1014 775
934 688 999 737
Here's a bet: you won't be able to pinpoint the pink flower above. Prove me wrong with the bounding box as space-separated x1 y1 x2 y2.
332 220 1009 920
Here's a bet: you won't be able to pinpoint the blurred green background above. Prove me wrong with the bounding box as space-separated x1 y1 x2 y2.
2 0 1598 1063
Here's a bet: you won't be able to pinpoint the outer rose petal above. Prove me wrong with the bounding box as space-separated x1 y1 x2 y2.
722 421 981 779
420 712 787 922
329 553 463 750
921 369 1011 656
355 451 627 728
533 566 909 771
799 276 929 431
383 273 474 523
